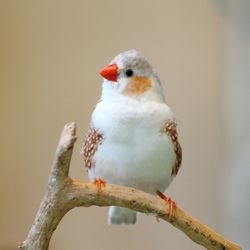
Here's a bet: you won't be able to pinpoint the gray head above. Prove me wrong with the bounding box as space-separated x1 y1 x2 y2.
100 49 165 102
111 49 153 75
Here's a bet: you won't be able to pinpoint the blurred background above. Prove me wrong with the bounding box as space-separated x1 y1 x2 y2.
0 1 249 249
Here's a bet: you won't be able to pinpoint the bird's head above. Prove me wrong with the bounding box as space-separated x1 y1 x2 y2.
99 50 165 102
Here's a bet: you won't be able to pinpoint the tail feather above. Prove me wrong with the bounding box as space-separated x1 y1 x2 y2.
108 206 137 225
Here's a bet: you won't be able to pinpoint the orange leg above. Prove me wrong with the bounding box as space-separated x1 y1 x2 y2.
94 178 106 196
156 190 177 221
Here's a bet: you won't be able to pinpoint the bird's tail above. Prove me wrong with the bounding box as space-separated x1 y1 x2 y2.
108 206 137 225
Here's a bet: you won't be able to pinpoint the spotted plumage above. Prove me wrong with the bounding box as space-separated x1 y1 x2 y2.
162 121 182 176
82 126 103 169
82 49 182 224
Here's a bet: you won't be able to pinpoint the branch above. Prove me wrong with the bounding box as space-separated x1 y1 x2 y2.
19 123 242 250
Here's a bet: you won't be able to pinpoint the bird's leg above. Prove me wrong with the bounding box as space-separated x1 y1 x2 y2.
94 178 106 197
156 190 177 221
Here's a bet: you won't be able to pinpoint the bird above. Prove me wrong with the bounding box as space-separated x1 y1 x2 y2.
81 49 182 224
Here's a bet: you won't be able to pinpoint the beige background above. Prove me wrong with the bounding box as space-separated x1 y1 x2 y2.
0 1 243 250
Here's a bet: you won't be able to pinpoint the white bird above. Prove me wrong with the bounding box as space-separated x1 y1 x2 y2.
81 49 182 224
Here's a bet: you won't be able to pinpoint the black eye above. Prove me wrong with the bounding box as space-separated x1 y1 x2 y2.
125 69 134 77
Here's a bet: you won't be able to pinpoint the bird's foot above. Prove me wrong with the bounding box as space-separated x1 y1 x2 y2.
156 190 177 221
94 178 106 197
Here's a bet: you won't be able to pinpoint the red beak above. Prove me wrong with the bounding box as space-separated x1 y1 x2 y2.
99 63 118 82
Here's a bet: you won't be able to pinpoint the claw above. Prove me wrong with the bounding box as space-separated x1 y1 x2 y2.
156 190 177 221
94 178 106 196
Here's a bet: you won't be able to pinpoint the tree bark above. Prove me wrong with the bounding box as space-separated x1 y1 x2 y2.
19 122 242 250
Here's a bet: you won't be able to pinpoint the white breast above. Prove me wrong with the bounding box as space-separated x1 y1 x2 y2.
89 97 176 194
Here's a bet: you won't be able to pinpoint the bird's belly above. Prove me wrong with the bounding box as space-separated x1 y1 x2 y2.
89 134 175 194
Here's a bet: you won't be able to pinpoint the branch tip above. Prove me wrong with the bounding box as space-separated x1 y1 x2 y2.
20 123 242 250
64 122 76 136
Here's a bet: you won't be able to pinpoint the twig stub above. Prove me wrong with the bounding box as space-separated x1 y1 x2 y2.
19 123 242 250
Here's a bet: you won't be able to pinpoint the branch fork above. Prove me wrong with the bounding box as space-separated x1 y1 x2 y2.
19 122 242 250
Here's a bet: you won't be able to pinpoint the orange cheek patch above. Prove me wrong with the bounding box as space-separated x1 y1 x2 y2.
123 76 152 96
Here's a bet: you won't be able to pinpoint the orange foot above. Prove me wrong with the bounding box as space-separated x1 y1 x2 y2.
94 178 106 197
156 190 177 221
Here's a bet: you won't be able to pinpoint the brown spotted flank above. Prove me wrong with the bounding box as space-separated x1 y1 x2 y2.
81 126 103 169
162 121 182 176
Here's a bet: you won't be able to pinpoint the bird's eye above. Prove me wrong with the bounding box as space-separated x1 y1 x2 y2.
125 69 134 77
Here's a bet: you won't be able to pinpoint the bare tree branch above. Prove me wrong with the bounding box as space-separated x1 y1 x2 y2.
19 123 242 250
